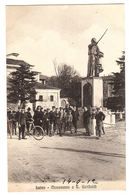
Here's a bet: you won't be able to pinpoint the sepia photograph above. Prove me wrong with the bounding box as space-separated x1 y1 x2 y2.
6 4 125 192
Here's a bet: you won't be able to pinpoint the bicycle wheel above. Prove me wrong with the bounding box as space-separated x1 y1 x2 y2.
32 126 44 140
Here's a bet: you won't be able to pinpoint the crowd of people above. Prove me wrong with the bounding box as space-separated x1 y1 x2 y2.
7 104 105 140
7 105 79 140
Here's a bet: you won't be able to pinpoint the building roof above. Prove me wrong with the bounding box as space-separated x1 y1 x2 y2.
35 82 60 90
7 65 19 69
39 75 49 80
6 58 34 67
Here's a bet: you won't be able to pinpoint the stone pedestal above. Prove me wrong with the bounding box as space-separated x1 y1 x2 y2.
81 77 115 136
81 77 103 136
81 77 103 108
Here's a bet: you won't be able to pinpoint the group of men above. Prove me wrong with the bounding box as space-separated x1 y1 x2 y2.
7 105 79 140
83 106 105 137
7 104 105 140
7 107 26 140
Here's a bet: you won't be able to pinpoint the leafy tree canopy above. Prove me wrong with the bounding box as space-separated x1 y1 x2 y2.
48 63 81 106
107 51 125 111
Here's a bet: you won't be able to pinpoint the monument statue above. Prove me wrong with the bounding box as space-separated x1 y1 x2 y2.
87 38 104 77
87 29 108 77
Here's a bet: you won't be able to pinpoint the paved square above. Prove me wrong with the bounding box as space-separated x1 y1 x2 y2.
8 121 125 183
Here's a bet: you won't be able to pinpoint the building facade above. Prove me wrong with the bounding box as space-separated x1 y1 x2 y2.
34 82 61 109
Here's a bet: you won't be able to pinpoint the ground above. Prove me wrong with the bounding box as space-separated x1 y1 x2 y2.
8 121 125 184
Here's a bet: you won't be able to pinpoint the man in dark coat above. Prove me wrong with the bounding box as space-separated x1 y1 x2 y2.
18 108 26 140
12 111 17 135
56 108 63 136
15 107 21 122
49 106 57 135
43 109 50 135
26 107 33 134
33 106 43 126
72 106 79 133
7 108 13 139
83 107 92 136
95 107 105 137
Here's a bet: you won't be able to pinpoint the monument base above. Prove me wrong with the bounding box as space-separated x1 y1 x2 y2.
81 77 115 136
81 77 103 108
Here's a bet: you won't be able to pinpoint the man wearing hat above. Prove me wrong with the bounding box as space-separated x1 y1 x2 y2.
7 108 13 139
49 106 57 135
18 108 26 140
95 107 105 137
26 107 33 134
33 106 43 126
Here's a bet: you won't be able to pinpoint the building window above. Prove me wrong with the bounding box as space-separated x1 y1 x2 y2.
39 95 43 101
50 95 54 102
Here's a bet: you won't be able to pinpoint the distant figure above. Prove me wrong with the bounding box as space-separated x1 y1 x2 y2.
12 110 17 135
15 107 21 135
72 106 79 134
56 108 63 136
33 106 42 126
59 107 64 135
49 106 57 135
87 38 104 77
66 110 73 134
62 109 67 132
83 107 92 136
43 109 50 135
95 107 105 137
7 108 13 139
18 108 26 140
26 107 33 134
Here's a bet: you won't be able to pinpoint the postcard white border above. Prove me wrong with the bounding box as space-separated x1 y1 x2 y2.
0 0 128 195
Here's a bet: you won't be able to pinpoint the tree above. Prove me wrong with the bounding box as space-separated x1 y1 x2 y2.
113 51 125 110
116 51 125 72
48 63 81 106
7 60 38 108
68 75 81 106
107 51 125 111
57 64 77 97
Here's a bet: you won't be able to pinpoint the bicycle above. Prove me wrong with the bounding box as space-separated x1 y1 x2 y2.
25 120 45 140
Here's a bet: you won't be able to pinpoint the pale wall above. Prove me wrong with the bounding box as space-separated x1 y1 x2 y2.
35 89 61 109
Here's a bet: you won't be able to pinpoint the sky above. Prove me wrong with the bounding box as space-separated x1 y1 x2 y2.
6 4 125 77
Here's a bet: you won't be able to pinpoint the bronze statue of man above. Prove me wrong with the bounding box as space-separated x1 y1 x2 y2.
87 38 104 77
